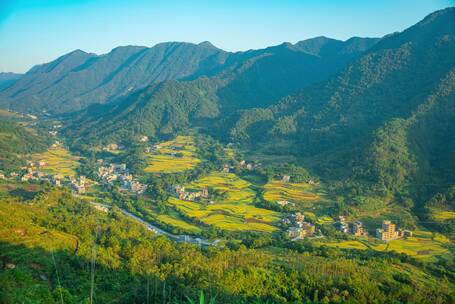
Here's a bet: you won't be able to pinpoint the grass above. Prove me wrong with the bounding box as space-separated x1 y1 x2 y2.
0 202 77 254
144 136 201 173
32 145 80 177
263 181 320 205
167 172 280 232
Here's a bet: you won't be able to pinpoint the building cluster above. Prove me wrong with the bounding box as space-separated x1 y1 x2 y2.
277 200 295 207
335 216 368 237
173 185 210 202
376 220 412 241
70 175 88 194
97 163 147 194
284 212 316 240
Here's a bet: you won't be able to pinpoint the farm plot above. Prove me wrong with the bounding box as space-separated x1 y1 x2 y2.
144 136 201 173
263 181 321 205
32 145 80 177
167 172 280 232
371 230 451 262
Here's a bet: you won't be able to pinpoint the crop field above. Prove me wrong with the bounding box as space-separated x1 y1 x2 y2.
431 210 455 221
371 230 451 261
167 172 280 232
319 240 369 250
156 214 202 234
144 136 201 173
263 181 321 205
33 145 80 177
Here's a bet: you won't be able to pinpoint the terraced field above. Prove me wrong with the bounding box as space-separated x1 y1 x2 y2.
431 210 455 221
168 172 280 232
32 145 80 177
263 180 321 205
319 230 451 262
371 230 451 262
144 136 201 173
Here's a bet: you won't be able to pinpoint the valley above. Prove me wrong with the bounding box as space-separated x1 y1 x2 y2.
0 6 455 303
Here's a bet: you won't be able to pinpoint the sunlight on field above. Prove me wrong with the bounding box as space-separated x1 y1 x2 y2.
144 136 201 173
263 181 320 204
320 240 369 250
372 230 450 261
167 172 280 232
156 214 202 233
0 203 77 253
33 145 80 177
431 210 455 221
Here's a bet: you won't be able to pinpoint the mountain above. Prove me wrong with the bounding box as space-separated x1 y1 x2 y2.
0 37 378 114
222 7 455 205
63 36 379 144
0 72 22 90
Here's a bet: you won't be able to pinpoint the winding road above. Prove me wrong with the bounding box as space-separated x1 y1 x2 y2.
91 203 217 246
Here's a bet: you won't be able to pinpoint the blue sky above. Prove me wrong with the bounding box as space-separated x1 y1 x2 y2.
1 0 454 73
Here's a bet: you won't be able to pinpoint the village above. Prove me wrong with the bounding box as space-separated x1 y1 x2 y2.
0 137 415 245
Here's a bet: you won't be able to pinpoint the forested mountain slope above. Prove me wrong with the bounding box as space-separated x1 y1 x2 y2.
0 37 377 114
223 7 455 205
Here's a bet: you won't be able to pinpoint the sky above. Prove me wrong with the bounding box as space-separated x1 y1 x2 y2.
0 0 454 73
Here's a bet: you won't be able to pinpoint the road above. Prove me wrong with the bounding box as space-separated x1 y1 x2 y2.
90 202 217 246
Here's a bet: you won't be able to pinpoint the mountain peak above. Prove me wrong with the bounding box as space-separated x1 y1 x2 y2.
198 41 218 49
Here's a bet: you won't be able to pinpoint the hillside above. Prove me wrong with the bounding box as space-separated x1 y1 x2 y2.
0 119 51 172
0 73 22 91
0 38 377 114
222 7 455 207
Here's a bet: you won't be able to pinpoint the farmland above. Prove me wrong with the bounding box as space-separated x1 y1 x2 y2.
168 172 280 232
431 210 455 221
144 136 201 173
263 180 322 206
32 145 80 177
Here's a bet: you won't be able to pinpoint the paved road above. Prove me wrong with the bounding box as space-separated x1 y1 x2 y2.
91 203 217 246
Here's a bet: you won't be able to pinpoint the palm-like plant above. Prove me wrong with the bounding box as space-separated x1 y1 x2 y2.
186 291 216 304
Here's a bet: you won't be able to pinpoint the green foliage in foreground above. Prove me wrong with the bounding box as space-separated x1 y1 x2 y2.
1 188 454 303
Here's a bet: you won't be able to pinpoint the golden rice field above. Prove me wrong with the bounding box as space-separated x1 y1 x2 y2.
371 230 451 261
167 172 280 232
156 214 202 234
320 230 451 262
263 181 320 204
33 145 80 177
431 210 455 221
144 136 201 173
319 240 369 250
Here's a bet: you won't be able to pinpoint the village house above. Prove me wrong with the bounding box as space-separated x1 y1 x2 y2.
376 220 413 241
351 221 368 237
174 185 210 201
277 200 295 207
282 175 291 183
140 135 149 142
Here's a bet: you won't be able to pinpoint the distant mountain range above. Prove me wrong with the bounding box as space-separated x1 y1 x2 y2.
1 7 454 211
64 7 455 209
0 36 378 113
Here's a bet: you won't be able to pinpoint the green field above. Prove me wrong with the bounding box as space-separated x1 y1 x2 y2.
144 136 201 173
32 145 80 177
431 210 455 221
167 172 280 232
263 180 321 205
